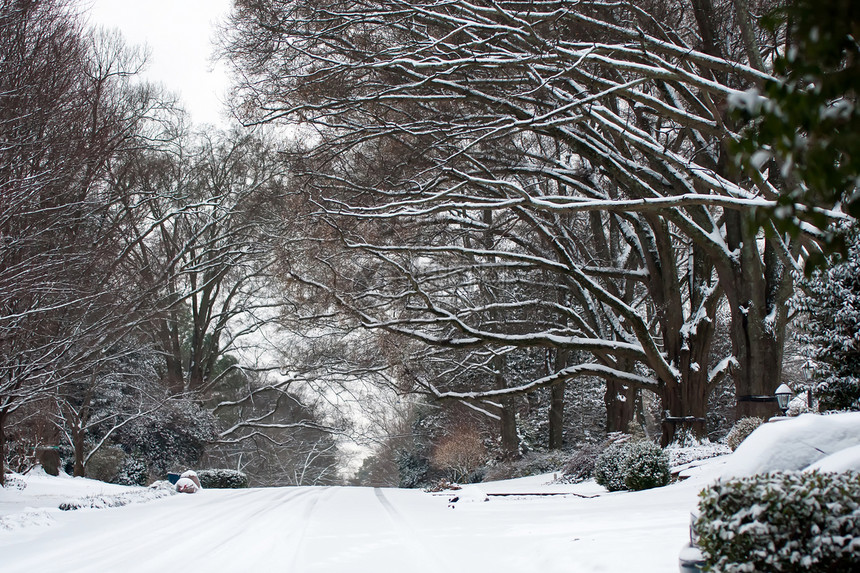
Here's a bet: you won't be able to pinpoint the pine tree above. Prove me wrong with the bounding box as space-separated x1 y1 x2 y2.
797 230 860 410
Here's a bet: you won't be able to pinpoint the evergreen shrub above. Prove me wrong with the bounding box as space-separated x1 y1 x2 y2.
725 417 764 451
86 446 125 482
197 469 249 489
695 471 860 572
397 450 430 489
115 457 148 486
623 441 670 491
594 442 630 491
594 440 670 491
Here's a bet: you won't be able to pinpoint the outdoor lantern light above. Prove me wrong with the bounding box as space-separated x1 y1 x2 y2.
775 383 793 414
802 360 815 382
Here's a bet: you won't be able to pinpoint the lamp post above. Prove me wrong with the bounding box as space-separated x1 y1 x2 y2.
775 384 793 415
802 360 815 382
801 360 816 411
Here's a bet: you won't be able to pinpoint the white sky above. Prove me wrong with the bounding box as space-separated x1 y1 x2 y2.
83 0 234 127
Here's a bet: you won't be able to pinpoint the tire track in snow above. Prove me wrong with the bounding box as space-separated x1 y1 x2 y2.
373 488 451 573
284 486 337 571
26 487 314 572
150 487 320 570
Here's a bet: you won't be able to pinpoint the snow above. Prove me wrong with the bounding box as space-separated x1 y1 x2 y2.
1 464 717 572
720 412 860 478
2 415 858 572
805 443 860 473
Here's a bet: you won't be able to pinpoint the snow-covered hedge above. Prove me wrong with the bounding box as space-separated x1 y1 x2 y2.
59 488 174 511
594 442 629 491
1 474 26 491
595 440 670 492
695 471 860 572
623 441 671 491
725 417 764 451
197 469 249 489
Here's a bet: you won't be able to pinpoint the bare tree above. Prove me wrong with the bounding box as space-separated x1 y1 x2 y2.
0 0 167 483
108 129 291 396
224 0 836 444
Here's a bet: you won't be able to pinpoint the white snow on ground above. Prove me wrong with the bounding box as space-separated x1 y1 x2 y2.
2 412 858 573
0 465 724 573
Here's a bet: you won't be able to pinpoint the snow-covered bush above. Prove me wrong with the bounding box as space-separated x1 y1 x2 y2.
665 440 731 469
725 417 764 451
59 488 174 511
115 456 148 486
816 374 860 412
197 469 249 489
85 445 125 482
483 450 569 482
397 450 431 489
562 444 600 483
622 441 670 491
595 440 670 491
594 442 630 491
1 474 26 490
695 471 860 572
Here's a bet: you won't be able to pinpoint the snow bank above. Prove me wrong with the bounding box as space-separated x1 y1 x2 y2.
59 488 174 511
0 508 55 532
720 412 860 478
449 485 488 503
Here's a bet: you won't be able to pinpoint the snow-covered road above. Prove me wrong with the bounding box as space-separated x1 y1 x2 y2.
1 474 712 572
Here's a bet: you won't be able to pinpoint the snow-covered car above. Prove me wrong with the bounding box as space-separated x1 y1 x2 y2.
679 412 860 572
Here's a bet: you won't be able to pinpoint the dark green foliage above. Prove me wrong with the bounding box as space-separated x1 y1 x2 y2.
695 471 860 572
622 441 670 491
85 446 126 483
594 442 629 492
796 231 860 411
396 450 431 489
109 400 217 479
595 440 670 492
197 469 249 489
816 375 860 412
116 457 148 486
732 0 860 262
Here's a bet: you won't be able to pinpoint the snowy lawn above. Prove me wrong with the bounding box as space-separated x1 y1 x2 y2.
0 459 727 573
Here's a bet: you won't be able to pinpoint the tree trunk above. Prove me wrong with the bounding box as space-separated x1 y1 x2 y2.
0 410 7 487
160 312 184 395
494 355 519 460
548 381 565 449
730 312 784 420
605 378 636 434
659 374 710 447
72 426 86 477
548 348 567 449
721 213 791 421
